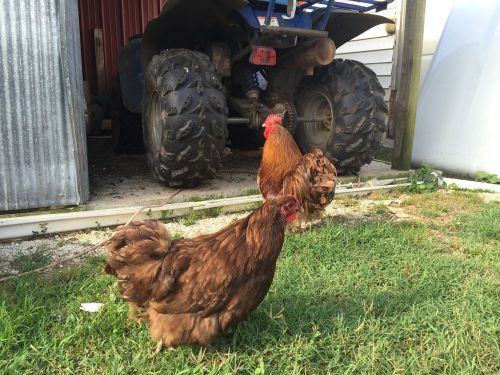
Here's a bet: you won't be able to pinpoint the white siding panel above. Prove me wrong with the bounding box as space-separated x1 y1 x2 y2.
365 63 393 76
334 0 401 104
352 24 389 40
337 34 395 54
384 88 391 102
336 49 393 64
377 76 391 89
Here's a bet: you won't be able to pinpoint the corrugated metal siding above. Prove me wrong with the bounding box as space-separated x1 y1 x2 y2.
336 0 400 103
78 0 162 95
78 0 102 98
101 0 124 94
0 0 88 211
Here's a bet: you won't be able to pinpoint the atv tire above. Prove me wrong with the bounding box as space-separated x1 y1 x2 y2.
143 49 228 187
111 75 144 153
295 59 388 174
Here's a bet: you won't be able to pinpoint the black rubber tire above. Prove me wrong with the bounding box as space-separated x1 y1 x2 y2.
295 59 388 174
111 75 144 154
143 49 228 187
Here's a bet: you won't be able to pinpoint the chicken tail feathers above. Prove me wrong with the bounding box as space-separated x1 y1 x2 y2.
284 148 337 217
104 220 173 306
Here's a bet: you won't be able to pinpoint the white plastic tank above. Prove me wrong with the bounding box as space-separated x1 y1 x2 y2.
412 0 500 177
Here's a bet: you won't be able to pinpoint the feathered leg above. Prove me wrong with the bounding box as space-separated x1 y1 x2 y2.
128 302 141 324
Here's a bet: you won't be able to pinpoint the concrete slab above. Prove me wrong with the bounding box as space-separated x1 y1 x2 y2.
87 137 410 210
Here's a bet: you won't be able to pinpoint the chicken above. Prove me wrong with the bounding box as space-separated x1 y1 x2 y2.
257 114 337 219
104 195 300 349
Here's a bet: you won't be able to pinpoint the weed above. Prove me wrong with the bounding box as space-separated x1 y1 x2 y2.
420 208 441 218
11 252 52 273
172 232 184 240
32 222 48 235
39 223 48 234
475 171 500 184
161 210 174 221
339 196 360 207
181 211 198 226
181 208 221 226
371 202 388 214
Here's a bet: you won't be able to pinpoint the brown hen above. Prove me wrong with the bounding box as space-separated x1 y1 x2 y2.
258 114 337 219
105 195 300 349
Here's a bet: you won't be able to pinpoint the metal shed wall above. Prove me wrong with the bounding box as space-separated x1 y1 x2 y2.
0 0 89 211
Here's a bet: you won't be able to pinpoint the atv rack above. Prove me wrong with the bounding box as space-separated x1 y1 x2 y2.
263 0 393 29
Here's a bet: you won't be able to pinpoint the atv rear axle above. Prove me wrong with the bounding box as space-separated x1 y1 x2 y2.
227 117 328 125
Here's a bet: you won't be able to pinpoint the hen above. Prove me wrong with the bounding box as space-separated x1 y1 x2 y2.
257 114 337 219
104 195 300 349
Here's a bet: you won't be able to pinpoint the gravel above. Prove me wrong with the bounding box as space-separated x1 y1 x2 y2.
0 198 382 277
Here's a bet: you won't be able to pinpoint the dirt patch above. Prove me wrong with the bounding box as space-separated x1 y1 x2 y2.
400 190 485 226
85 137 407 210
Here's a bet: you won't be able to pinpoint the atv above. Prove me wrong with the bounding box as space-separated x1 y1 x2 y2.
115 0 393 187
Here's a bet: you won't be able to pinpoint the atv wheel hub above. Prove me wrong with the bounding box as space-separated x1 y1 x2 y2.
302 92 334 146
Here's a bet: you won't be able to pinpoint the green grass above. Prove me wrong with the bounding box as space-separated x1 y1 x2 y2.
181 208 221 226
10 252 52 274
370 202 388 215
337 196 360 207
1 192 499 374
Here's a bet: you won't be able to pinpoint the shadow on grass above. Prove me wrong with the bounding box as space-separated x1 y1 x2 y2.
212 279 446 353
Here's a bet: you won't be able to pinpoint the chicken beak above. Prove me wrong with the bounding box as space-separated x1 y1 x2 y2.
298 205 304 213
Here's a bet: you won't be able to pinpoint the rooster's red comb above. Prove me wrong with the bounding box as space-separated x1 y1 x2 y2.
264 114 283 126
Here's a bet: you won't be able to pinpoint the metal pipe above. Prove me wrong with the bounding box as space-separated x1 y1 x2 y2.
297 117 329 123
317 0 334 30
280 37 336 74
227 117 329 125
227 117 250 124
265 0 277 26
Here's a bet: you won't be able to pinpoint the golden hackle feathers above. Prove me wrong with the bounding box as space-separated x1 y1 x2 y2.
258 125 303 197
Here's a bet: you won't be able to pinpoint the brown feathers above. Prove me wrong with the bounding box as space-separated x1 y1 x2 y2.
258 125 337 218
105 220 173 306
104 196 299 348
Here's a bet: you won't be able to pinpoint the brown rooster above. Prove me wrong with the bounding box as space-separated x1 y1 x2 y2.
258 114 337 219
104 195 300 350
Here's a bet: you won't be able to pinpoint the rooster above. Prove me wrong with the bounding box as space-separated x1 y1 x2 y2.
257 114 337 219
104 195 300 350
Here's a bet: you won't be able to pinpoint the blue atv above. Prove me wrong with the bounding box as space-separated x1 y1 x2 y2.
116 0 393 187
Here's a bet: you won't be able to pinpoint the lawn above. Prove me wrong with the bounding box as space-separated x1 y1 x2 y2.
1 191 499 374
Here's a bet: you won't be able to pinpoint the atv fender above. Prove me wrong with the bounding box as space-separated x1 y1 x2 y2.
142 0 249 70
325 12 394 48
